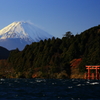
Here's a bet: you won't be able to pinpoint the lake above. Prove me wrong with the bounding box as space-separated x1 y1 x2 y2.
0 78 100 100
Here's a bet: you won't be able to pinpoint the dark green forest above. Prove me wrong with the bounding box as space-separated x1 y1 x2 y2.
0 25 100 78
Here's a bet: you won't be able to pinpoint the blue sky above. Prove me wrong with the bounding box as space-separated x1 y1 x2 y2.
0 0 100 38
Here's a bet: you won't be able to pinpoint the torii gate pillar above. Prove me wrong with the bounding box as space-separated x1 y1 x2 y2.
85 65 100 80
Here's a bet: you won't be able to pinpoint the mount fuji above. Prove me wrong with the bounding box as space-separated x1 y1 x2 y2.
0 21 53 50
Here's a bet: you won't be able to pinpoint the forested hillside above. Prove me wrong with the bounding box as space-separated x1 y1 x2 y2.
0 25 100 78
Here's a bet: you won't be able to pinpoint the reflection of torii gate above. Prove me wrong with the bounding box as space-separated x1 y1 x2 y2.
84 65 100 80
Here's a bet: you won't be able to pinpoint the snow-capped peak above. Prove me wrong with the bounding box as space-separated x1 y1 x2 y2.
0 21 53 41
0 21 53 50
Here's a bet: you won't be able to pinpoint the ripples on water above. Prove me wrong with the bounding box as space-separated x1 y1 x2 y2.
0 78 100 100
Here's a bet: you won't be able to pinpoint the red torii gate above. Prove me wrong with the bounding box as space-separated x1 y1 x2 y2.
84 65 100 80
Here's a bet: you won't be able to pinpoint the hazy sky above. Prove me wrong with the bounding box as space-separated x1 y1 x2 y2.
0 0 100 38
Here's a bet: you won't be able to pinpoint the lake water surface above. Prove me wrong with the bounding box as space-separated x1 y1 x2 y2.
0 78 100 100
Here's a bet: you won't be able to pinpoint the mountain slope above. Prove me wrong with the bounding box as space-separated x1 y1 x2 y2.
0 21 53 50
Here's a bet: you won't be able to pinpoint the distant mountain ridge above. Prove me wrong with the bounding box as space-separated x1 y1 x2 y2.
0 46 9 59
0 21 53 50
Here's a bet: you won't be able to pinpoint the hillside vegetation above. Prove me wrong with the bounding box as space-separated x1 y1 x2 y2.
0 25 100 78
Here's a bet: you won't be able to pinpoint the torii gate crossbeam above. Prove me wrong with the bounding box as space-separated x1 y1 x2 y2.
84 65 100 80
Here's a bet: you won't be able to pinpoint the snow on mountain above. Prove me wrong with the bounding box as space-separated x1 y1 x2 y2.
0 21 53 50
